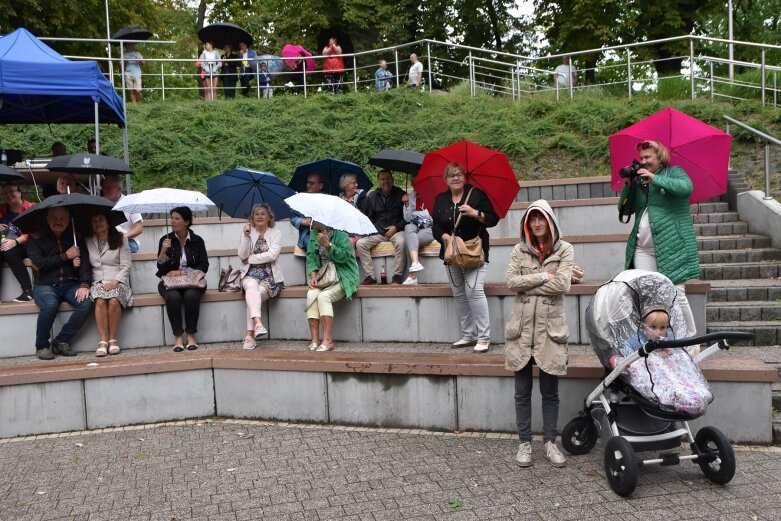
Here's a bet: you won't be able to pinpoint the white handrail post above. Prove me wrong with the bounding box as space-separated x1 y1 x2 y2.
353 55 358 93
761 50 766 106
427 42 432 94
161 63 165 101
764 141 772 199
303 67 307 98
395 49 400 88
120 42 127 107
709 61 713 101
469 51 474 97
627 51 632 99
690 38 695 101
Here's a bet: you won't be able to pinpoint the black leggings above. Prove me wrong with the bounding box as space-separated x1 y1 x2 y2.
0 244 33 292
158 282 203 336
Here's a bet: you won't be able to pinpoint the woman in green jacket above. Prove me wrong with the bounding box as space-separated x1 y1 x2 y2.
305 221 359 351
619 139 699 335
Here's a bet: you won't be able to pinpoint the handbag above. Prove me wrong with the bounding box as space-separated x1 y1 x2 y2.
218 265 242 292
444 188 485 269
162 269 207 290
315 261 340 289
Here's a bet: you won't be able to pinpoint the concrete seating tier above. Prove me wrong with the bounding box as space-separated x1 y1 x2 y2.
0 281 709 358
0 347 773 442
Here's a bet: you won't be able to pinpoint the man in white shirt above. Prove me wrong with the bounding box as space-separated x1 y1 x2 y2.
408 53 424 89
553 56 577 88
101 175 144 253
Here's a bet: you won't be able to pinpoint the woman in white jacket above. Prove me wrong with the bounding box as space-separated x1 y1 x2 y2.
87 211 133 356
199 41 221 100
238 203 284 349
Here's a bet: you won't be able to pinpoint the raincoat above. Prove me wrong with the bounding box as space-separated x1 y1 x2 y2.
504 200 574 376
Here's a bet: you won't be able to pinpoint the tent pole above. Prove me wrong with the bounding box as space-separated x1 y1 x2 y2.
94 102 101 195
123 126 131 194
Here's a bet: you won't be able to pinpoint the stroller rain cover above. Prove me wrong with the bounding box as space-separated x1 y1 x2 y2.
585 270 713 416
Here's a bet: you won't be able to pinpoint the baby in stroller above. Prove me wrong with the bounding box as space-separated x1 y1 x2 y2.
596 270 712 416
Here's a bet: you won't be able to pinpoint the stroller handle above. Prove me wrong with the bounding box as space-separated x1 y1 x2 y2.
642 331 755 355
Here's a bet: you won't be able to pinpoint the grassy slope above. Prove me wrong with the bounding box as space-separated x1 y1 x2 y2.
0 89 778 198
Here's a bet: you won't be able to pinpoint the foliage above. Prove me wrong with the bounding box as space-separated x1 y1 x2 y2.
0 89 778 199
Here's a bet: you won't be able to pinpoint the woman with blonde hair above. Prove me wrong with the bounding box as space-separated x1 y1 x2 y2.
238 203 284 350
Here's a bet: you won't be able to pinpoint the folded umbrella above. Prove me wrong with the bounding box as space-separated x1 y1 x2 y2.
415 140 520 218
609 107 732 204
289 158 373 195
284 193 377 236
207 168 295 220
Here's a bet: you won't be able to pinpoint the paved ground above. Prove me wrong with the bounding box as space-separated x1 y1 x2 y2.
2 419 781 521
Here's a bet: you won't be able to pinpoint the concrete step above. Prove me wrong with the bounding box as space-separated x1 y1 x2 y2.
697 234 772 251
707 279 781 303
699 248 781 264
706 321 781 346
700 261 781 281
706 301 781 322
691 201 730 214
695 221 750 236
692 211 740 224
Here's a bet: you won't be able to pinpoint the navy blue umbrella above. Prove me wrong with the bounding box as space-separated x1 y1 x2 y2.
289 158 372 195
207 168 295 220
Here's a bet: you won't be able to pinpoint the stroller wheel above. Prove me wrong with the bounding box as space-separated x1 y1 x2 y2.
695 426 736 485
603 437 638 496
561 416 598 455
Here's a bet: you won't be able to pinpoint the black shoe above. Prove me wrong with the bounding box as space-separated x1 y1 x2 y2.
36 347 56 360
52 340 76 357
391 275 403 285
186 344 199 351
361 276 377 286
13 290 33 302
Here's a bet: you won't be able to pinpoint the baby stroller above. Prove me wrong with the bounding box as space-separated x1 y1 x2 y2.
561 270 754 496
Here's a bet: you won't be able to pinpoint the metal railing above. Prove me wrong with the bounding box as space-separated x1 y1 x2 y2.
43 34 781 106
724 115 780 199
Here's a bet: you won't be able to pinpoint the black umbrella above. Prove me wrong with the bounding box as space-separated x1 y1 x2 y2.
368 150 425 176
316 27 354 68
0 164 26 183
13 193 127 240
46 154 132 176
198 23 253 48
111 26 153 43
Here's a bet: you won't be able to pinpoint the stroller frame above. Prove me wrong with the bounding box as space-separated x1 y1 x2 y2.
562 331 754 496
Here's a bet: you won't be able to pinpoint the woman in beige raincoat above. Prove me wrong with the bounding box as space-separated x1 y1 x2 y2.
505 199 574 468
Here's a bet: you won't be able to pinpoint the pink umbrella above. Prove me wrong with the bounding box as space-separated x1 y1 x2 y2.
609 107 732 204
280 44 316 74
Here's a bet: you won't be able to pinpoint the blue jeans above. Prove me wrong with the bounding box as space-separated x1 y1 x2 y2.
33 282 94 349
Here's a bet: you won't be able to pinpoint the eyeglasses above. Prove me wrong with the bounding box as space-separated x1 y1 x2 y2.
446 173 464 180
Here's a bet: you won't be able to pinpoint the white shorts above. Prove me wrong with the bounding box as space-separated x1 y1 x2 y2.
126 76 142 91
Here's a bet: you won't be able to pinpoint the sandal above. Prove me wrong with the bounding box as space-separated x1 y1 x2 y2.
96 341 108 357
316 343 334 352
308 342 319 351
173 345 185 352
108 339 121 355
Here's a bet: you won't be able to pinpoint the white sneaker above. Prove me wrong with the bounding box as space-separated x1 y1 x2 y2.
473 340 490 353
544 441 567 467
408 262 425 273
515 442 532 467
242 337 257 350
402 277 418 285
254 322 267 340
452 338 477 348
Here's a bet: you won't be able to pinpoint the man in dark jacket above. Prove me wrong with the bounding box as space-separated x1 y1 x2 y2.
27 207 93 360
356 170 406 284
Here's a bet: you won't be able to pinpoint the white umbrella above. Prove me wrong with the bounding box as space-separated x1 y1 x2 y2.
284 192 378 235
113 188 215 233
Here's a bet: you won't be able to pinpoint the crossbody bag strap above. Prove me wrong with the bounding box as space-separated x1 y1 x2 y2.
452 187 474 235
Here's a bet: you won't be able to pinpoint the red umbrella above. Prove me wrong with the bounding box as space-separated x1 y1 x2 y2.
280 44 316 74
415 141 519 218
609 107 732 204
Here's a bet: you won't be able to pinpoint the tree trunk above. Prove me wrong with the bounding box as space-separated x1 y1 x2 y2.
486 0 504 52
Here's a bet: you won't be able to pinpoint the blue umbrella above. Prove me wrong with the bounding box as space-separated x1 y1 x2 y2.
207 168 295 220
289 158 373 196
257 54 285 74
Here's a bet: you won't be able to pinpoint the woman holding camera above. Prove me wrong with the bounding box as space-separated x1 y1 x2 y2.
619 140 699 335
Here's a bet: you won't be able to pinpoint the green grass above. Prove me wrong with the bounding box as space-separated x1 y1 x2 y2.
0 86 778 199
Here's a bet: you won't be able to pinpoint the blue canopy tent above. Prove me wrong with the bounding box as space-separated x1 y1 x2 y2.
0 28 129 188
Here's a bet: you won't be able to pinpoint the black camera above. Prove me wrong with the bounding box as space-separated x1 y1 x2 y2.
619 159 643 181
